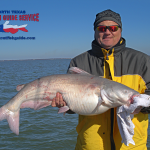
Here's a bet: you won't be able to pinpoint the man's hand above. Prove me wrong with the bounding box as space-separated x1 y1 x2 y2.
51 93 67 108
132 94 150 114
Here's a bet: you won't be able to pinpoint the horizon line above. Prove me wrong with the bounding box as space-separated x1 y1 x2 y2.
0 58 72 61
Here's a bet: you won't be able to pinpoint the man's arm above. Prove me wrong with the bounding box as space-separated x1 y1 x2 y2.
140 55 150 113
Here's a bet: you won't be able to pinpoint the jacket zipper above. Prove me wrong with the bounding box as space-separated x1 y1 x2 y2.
106 53 109 60
110 108 116 150
104 51 115 149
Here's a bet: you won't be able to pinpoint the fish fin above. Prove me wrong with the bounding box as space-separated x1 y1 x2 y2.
91 97 103 114
58 106 69 113
20 100 35 109
95 97 103 111
16 84 25 91
34 100 52 110
20 100 52 110
0 106 20 135
100 89 114 106
68 67 92 75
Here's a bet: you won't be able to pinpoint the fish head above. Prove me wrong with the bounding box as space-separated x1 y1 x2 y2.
113 86 138 104
102 84 139 106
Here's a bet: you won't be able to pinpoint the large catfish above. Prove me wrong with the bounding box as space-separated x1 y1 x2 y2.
0 67 139 135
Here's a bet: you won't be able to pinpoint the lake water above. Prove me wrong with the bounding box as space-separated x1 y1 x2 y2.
0 59 150 150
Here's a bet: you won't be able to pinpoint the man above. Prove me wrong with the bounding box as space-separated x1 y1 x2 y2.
52 9 150 150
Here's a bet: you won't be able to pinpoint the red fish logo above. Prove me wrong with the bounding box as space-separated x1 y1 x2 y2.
0 21 28 34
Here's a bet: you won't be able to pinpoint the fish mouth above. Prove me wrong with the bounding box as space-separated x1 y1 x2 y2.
129 94 140 104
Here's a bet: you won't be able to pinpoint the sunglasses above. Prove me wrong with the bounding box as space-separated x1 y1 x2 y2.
97 25 121 32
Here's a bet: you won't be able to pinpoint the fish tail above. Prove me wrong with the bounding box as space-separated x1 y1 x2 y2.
0 106 20 135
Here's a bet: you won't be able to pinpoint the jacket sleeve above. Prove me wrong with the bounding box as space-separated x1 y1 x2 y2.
67 59 77 72
140 55 150 113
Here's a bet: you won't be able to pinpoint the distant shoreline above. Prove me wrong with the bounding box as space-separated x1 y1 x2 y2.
0 58 72 61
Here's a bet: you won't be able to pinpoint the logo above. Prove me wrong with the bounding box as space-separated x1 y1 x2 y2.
0 10 39 40
0 21 28 34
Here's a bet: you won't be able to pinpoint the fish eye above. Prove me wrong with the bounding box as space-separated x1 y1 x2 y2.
124 90 128 94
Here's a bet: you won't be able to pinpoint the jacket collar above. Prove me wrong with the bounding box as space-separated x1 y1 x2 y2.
91 38 126 58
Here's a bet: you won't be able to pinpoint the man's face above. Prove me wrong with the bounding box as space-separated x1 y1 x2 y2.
95 20 121 49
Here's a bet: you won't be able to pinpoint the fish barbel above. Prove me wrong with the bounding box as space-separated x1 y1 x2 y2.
0 67 139 135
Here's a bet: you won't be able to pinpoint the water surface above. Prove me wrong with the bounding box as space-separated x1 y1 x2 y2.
0 59 150 149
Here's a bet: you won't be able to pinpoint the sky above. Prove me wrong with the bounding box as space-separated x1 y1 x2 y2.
0 0 150 60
